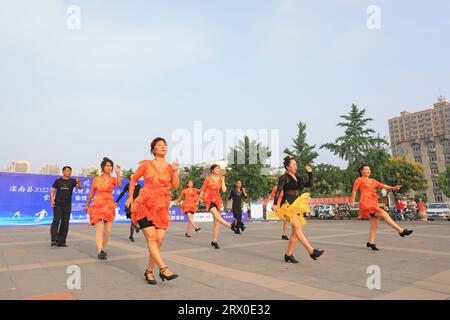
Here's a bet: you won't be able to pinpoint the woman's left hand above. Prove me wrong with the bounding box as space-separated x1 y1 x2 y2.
115 164 121 176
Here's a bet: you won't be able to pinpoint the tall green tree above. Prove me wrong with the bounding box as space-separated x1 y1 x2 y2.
284 121 319 165
311 164 345 197
226 136 272 201
320 104 388 165
383 157 428 199
438 167 450 199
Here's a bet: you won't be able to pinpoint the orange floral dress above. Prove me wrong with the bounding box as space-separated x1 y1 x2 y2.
352 177 385 219
201 176 223 213
179 188 200 214
130 160 175 230
88 176 117 225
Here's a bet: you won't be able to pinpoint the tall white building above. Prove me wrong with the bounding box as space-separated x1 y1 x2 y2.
5 161 31 173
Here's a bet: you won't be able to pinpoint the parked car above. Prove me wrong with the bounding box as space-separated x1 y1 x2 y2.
426 203 450 221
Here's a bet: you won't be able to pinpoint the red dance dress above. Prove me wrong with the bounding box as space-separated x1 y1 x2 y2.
180 188 200 214
130 160 175 230
201 176 223 213
88 176 117 225
352 177 386 219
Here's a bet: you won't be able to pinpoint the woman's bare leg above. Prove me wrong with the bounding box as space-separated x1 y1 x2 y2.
142 227 174 276
369 218 379 243
95 221 104 253
102 221 112 249
282 221 288 236
286 225 298 255
375 209 403 233
210 207 231 228
291 219 314 254
187 213 198 230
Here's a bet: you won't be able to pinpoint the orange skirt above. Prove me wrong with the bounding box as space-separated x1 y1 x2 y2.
358 200 382 220
88 196 115 225
131 188 171 230
181 200 198 214
203 194 222 213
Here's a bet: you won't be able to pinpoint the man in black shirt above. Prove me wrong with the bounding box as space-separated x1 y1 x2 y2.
50 166 82 247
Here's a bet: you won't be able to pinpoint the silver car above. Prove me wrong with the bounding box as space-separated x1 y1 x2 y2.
426 203 450 221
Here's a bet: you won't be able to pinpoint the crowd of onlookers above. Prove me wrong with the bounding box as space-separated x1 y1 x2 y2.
394 197 428 221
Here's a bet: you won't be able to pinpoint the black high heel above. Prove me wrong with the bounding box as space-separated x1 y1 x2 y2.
144 269 157 285
211 241 220 249
234 229 241 234
195 227 201 232
185 233 191 238
284 254 299 263
399 229 413 237
97 250 107 260
239 222 246 231
230 220 236 232
129 236 135 242
159 267 178 282
309 249 324 261
281 235 289 240
366 242 379 251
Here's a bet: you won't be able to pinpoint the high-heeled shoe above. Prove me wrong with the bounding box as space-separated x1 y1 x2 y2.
211 241 220 249
284 254 299 263
399 229 413 237
129 236 135 242
185 233 191 238
366 242 379 251
97 250 107 260
159 267 178 282
239 222 246 231
309 248 324 261
281 235 289 240
234 229 241 234
144 269 157 285
195 227 201 232
230 220 236 232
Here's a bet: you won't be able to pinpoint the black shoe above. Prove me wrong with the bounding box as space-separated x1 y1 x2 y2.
310 249 324 261
98 251 107 260
57 243 67 247
284 254 299 263
159 267 178 282
230 220 236 232
366 242 379 251
211 241 220 249
194 227 201 232
239 222 246 231
134 225 140 233
234 229 241 234
51 241 58 247
144 269 157 285
129 236 135 242
185 233 191 238
399 229 413 237
281 235 289 240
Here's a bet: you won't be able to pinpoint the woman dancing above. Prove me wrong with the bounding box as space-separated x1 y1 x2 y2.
126 137 179 285
272 156 324 263
115 172 141 242
267 184 289 240
228 181 248 234
198 165 236 249
175 180 201 238
351 164 413 251
84 157 122 260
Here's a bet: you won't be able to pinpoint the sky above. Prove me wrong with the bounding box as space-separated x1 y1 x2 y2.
1 0 450 174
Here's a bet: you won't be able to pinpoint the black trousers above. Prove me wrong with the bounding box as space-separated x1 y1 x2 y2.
50 204 72 243
232 209 244 229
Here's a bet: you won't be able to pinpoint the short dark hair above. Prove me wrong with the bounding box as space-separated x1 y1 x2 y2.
210 164 220 173
358 164 370 177
185 180 193 188
151 137 167 156
101 157 114 172
62 166 72 172
283 156 294 170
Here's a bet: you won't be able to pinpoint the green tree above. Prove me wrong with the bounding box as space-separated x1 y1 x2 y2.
311 164 345 197
383 157 428 199
320 104 388 165
226 136 272 201
87 169 99 177
121 168 134 180
284 121 319 165
438 167 450 199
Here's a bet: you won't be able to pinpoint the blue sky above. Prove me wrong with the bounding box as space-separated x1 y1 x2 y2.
1 0 450 174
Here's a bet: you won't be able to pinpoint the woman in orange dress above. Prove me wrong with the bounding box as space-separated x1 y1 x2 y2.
125 137 179 285
351 164 413 251
84 157 122 260
198 164 236 249
267 184 289 240
175 180 201 238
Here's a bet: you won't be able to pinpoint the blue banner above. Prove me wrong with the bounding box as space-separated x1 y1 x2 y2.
0 172 246 226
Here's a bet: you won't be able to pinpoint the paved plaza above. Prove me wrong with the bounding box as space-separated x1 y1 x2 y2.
0 219 449 300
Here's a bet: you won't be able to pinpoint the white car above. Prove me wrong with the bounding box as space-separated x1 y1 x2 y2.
426 203 450 221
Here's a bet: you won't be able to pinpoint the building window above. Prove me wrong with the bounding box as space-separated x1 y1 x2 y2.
431 169 439 176
413 145 421 152
414 157 422 163
428 143 436 152
429 156 437 163
435 194 443 202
